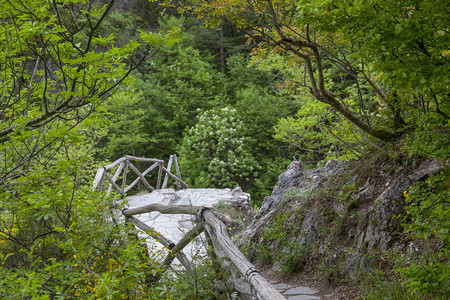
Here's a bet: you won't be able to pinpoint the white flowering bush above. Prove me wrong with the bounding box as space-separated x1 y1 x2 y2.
179 107 259 189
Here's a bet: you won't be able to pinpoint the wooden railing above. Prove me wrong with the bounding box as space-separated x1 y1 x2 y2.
92 154 188 196
111 201 286 300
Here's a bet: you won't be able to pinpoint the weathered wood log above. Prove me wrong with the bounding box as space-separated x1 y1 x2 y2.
173 155 183 189
103 156 127 170
173 154 182 179
162 155 174 189
156 162 163 189
124 162 159 193
161 166 189 189
163 222 204 267
120 203 203 216
127 216 191 270
122 161 129 193
107 161 125 196
104 172 125 197
128 162 155 192
201 210 286 300
92 168 105 191
124 155 164 164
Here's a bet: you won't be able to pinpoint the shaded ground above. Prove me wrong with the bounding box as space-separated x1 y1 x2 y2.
259 265 358 300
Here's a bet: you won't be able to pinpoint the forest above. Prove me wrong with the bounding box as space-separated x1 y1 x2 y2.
0 0 448 298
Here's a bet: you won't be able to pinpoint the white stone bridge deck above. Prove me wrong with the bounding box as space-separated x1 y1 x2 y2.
122 188 250 259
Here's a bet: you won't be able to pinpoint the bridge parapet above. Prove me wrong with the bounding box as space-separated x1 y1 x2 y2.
92 154 188 196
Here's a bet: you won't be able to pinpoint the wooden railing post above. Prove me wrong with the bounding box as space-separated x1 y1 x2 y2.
105 172 125 197
126 215 192 270
162 155 174 189
97 168 106 192
108 199 286 299
173 154 182 190
162 222 204 267
156 161 163 189
122 159 129 194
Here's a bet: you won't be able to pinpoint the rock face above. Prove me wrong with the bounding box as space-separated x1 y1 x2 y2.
237 157 442 281
256 159 347 218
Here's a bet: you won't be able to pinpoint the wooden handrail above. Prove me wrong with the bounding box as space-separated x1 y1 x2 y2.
161 166 189 188
124 155 164 163
117 203 202 216
128 162 155 191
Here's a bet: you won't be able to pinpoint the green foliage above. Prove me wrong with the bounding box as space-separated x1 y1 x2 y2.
97 16 230 160
0 2 191 298
359 269 422 300
403 169 450 243
232 61 297 199
173 0 450 160
396 258 449 299
361 169 450 299
251 210 312 274
96 89 153 159
0 159 161 298
317 0 449 96
179 107 259 189
394 169 450 298
95 18 296 206
165 257 231 299
0 0 175 185
275 97 366 164
400 115 450 161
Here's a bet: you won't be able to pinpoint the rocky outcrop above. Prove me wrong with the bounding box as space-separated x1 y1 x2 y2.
237 157 442 282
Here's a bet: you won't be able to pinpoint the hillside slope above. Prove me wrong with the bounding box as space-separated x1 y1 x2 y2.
237 156 447 298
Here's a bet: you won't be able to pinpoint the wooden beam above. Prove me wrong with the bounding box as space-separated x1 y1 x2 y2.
127 216 191 270
107 161 125 196
161 166 189 189
125 155 164 164
121 161 129 194
163 222 204 267
121 203 203 216
156 162 163 190
103 156 127 170
173 155 183 189
92 167 105 191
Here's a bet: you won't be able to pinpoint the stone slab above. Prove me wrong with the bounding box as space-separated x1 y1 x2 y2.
285 287 319 295
287 296 321 300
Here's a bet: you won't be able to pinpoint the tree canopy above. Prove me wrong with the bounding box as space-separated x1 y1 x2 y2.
176 0 449 143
